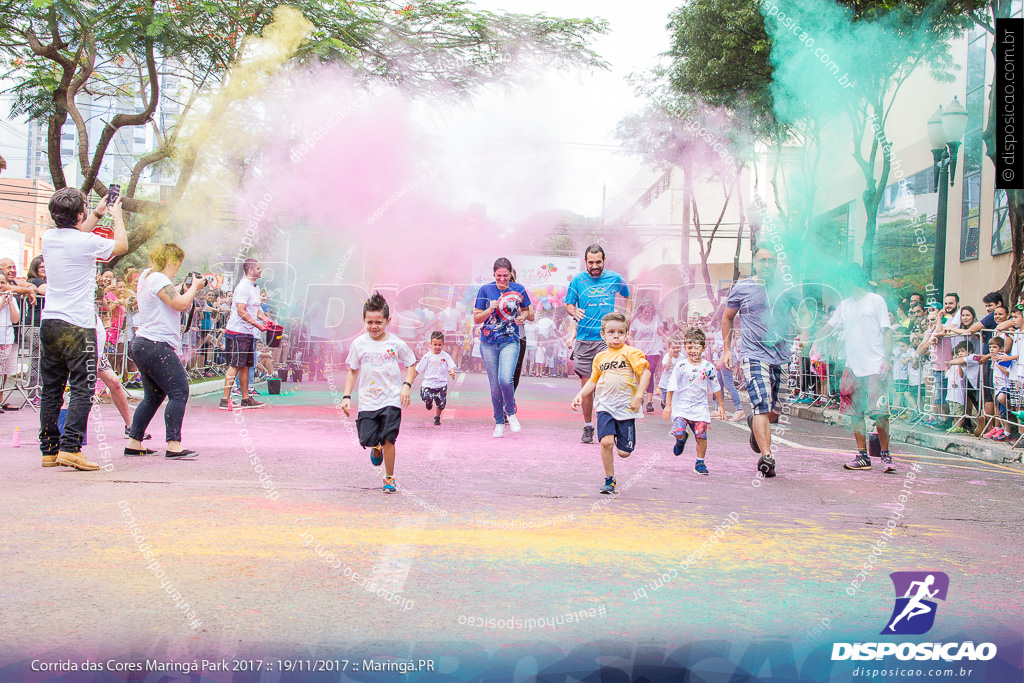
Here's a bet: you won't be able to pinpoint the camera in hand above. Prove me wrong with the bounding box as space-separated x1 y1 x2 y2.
183 272 214 288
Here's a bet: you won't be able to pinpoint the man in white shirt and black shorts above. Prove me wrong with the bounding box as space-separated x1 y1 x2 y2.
220 258 271 409
39 188 127 470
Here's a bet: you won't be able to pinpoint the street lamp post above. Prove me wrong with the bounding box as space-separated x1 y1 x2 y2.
927 97 968 302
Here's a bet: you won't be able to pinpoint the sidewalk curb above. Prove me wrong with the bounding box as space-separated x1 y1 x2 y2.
126 378 265 400
790 405 1021 464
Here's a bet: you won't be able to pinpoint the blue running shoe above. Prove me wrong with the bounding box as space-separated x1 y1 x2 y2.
599 476 616 494
694 459 709 475
673 432 689 455
382 476 396 493
370 446 383 466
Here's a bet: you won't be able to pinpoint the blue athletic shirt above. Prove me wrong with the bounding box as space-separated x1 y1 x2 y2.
565 270 630 342
474 282 532 345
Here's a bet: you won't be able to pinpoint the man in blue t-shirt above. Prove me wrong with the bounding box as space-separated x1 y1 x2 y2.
565 244 632 444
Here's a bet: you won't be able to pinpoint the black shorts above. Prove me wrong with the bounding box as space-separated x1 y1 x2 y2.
597 411 636 453
357 406 402 448
420 386 448 410
224 332 255 368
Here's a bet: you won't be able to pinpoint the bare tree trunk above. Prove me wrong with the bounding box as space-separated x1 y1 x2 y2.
983 0 1023 304
1003 190 1024 303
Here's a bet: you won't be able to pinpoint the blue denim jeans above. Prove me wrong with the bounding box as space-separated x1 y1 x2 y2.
718 366 743 410
481 339 520 424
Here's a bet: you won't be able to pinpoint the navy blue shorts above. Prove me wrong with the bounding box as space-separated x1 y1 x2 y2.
597 411 636 453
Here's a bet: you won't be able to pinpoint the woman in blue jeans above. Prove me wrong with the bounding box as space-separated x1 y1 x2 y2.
125 243 207 459
474 258 533 438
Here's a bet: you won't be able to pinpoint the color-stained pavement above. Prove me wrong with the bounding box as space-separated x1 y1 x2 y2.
3 372 1022 670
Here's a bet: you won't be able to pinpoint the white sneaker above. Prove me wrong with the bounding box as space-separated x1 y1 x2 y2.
507 413 521 433
492 424 505 438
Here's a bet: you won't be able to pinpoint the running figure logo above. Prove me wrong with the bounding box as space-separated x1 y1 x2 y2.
881 571 949 635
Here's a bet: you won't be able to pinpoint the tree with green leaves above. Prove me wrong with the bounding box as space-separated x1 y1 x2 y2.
0 0 607 263
655 0 973 282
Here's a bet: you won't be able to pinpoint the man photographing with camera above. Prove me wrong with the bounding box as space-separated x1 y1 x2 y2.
40 187 127 471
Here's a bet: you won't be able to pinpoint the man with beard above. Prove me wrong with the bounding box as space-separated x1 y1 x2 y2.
565 245 632 444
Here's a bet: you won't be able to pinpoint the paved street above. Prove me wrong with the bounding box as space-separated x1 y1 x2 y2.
3 372 1022 676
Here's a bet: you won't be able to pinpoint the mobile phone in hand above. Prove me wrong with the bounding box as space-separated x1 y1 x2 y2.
106 184 121 206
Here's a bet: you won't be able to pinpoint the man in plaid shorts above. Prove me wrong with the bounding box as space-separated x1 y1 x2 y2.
721 248 798 478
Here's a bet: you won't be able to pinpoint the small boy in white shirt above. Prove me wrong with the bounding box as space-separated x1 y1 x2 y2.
555 345 567 377
662 328 725 475
415 331 458 426
944 342 971 430
658 335 684 409
340 292 418 494
891 337 910 411
903 335 924 412
534 344 546 377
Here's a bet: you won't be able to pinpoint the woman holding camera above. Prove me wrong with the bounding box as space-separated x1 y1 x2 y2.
125 243 206 459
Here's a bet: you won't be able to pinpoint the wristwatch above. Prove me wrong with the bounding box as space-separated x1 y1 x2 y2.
342 394 351 399
403 382 412 387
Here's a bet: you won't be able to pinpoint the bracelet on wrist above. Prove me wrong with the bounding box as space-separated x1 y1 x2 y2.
342 394 351 399
403 382 412 387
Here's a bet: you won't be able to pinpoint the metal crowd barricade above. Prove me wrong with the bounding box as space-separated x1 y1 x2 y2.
889 327 1023 454
5 322 42 410
977 327 1024 453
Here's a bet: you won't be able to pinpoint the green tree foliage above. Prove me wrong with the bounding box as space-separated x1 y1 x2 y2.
0 0 608 261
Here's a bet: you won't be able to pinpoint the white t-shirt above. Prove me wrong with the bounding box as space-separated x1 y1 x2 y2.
631 315 665 356
1011 331 1024 381
40 228 115 329
994 359 1014 392
415 350 456 389
438 308 461 333
0 294 19 345
536 317 556 340
95 313 106 357
524 320 538 346
307 300 328 338
345 332 416 412
135 270 182 348
828 293 892 377
902 349 924 385
964 354 981 388
667 358 722 422
945 366 966 404
227 278 262 334
659 355 678 391
892 348 909 380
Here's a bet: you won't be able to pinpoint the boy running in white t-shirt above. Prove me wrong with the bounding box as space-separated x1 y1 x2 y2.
415 331 458 426
340 292 417 494
658 334 684 408
663 327 725 475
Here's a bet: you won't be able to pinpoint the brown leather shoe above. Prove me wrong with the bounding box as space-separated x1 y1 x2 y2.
42 454 58 467
56 451 99 471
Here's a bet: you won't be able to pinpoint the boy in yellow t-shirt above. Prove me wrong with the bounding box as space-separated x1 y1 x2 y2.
571 312 651 494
